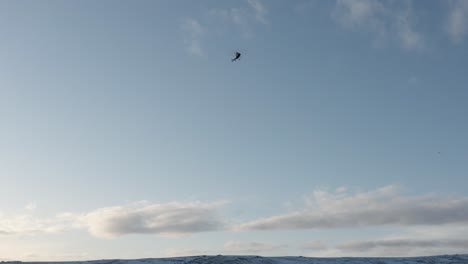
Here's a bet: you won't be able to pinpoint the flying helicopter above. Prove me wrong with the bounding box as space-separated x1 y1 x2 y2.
229 48 248 62
232 51 241 62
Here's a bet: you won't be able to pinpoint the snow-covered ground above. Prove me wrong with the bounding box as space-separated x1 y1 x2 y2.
7 254 468 264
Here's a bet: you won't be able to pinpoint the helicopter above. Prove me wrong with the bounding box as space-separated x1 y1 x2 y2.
232 51 241 62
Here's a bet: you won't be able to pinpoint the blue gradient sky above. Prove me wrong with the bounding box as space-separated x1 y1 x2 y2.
1 0 468 260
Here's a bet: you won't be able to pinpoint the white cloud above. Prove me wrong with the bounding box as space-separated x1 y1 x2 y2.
1 201 227 238
447 0 468 43
181 18 205 56
239 185 468 230
332 0 424 51
79 201 227 238
247 0 268 24
0 213 76 236
4 185 468 252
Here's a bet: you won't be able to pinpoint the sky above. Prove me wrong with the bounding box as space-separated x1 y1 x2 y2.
1 0 468 260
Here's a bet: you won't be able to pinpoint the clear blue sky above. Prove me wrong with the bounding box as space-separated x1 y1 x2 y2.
1 0 468 260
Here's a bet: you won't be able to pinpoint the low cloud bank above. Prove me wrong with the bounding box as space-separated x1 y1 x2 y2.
240 185 468 230
0 201 227 238
80 201 227 238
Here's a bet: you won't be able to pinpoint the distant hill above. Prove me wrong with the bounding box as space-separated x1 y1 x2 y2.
6 254 468 264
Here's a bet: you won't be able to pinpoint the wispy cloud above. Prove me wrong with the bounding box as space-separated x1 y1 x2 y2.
332 0 386 30
16 252 93 262
447 0 468 43
181 18 205 56
180 1 268 54
332 0 424 51
395 7 424 51
4 185 468 245
247 0 268 24
239 185 468 230
337 238 468 256
299 223 468 257
208 0 269 38
1 201 227 238
300 234 468 257
0 213 77 236
208 7 252 37
223 241 287 254
165 241 287 257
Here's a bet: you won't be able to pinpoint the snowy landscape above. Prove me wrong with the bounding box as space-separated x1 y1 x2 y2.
5 255 468 264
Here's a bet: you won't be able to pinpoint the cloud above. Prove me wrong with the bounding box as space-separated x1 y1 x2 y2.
208 7 251 31
17 252 93 262
247 0 268 24
180 1 268 55
339 238 468 251
239 185 468 230
181 18 205 56
208 0 268 38
447 0 468 43
4 185 468 247
332 0 424 51
223 241 287 254
300 236 468 257
337 238 468 256
79 201 227 238
164 241 287 257
1 201 227 238
0 213 76 236
395 8 424 50
332 0 386 30
299 224 468 257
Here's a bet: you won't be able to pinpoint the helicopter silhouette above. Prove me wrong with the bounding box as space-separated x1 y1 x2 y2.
232 52 241 62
